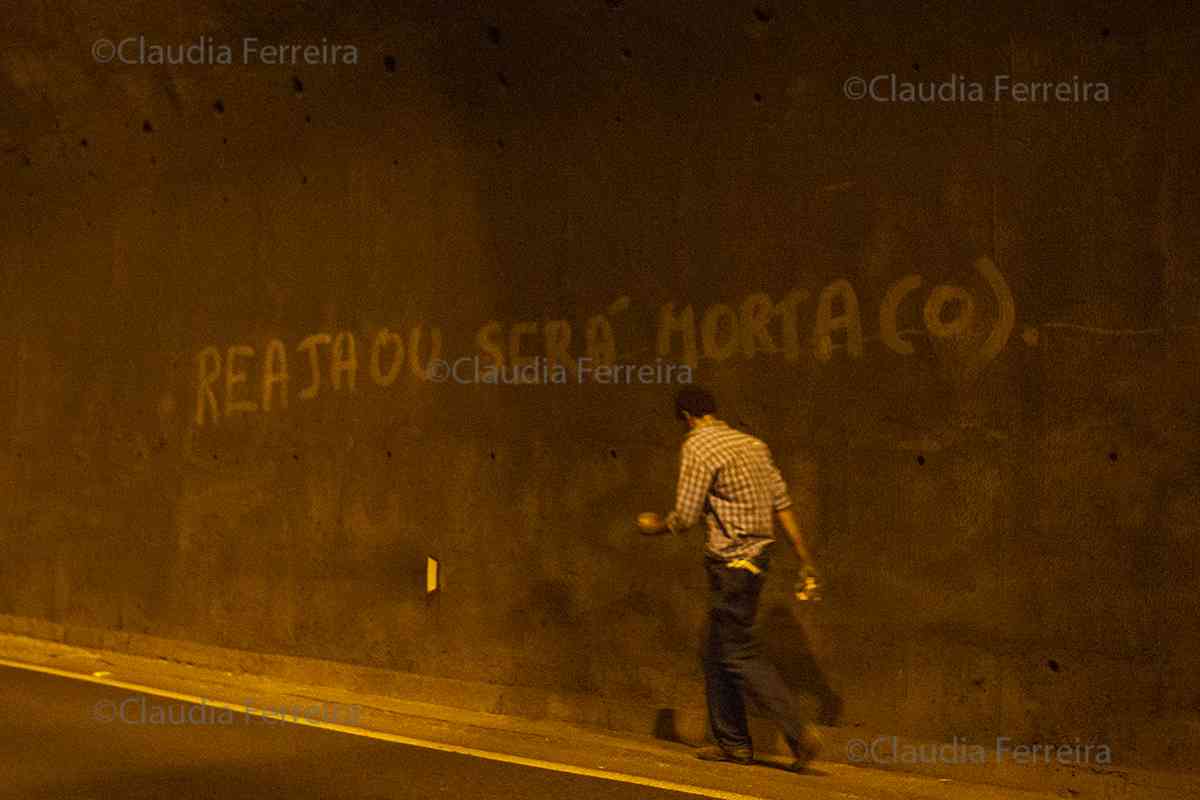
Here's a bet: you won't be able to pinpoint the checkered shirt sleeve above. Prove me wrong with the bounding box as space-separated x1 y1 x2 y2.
761 441 793 511
665 440 711 534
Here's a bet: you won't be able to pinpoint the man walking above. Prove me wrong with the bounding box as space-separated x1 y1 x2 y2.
637 386 823 772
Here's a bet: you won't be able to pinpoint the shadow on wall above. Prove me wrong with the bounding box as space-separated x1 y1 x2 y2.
652 601 843 744
759 602 843 726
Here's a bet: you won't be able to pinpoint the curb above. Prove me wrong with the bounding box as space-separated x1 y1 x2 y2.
2 614 1197 799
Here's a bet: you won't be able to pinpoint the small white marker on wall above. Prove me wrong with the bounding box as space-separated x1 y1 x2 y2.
426 556 439 594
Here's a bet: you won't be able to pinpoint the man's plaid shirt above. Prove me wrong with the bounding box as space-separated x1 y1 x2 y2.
664 420 792 562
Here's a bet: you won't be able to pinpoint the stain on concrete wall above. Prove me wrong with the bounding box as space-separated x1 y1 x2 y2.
1 0 1199 770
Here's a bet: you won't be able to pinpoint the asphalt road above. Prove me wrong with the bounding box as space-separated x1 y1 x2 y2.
0 664 733 800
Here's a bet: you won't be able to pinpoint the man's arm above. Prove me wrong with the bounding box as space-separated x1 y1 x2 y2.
763 444 816 569
662 444 709 534
774 507 815 569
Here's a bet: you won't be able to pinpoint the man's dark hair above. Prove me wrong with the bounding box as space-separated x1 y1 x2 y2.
675 386 717 420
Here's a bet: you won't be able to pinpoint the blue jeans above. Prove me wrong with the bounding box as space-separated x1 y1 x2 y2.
702 552 807 752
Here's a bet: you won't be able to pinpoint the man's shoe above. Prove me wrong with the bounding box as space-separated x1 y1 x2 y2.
695 745 753 765
785 726 822 772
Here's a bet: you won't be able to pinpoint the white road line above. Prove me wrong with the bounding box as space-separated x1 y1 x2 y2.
0 656 771 800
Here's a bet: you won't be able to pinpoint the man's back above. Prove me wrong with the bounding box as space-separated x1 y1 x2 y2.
672 421 793 562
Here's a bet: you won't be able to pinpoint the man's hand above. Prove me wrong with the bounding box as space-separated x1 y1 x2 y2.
636 512 668 535
794 564 822 602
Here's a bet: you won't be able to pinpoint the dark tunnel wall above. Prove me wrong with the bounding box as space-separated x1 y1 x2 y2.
3 0 1200 769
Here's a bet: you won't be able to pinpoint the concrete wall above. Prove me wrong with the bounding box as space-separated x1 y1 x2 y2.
3 0 1199 770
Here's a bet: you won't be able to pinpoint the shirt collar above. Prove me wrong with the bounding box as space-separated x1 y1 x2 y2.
686 419 726 438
